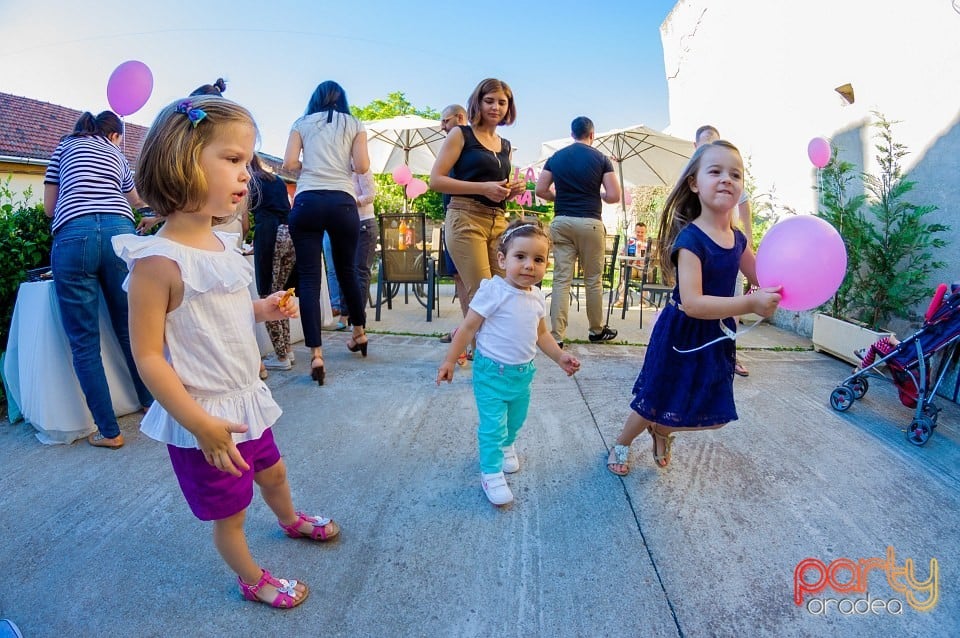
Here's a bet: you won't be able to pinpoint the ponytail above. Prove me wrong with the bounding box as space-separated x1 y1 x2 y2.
71 112 97 136
69 110 123 139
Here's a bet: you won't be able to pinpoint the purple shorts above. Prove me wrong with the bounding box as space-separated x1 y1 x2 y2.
167 428 282 521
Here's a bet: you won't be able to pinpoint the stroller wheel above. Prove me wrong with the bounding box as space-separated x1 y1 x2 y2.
830 386 854 412
906 416 933 446
850 378 868 399
922 403 940 428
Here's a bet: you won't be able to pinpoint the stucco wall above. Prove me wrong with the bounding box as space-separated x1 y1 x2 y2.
660 0 959 311
1 168 44 204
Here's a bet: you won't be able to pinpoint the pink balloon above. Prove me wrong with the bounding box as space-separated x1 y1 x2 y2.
624 191 633 207
807 137 831 169
406 178 428 199
106 60 153 117
392 165 412 186
756 215 847 311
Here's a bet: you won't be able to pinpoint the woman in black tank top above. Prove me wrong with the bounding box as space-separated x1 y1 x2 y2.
430 78 527 316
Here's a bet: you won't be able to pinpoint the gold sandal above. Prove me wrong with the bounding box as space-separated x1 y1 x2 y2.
650 427 675 468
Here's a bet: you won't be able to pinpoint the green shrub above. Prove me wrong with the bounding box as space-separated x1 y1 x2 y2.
816 114 948 330
0 177 52 349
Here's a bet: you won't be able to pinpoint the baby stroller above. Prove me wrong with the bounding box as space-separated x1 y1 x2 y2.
829 282 960 446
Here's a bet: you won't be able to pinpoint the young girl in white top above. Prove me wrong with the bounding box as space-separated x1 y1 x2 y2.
115 96 339 610
437 219 581 505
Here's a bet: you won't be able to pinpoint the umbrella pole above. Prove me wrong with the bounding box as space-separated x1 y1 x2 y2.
617 157 627 237
403 146 410 214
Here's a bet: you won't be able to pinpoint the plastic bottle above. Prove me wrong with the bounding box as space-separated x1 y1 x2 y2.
397 218 407 251
405 219 415 248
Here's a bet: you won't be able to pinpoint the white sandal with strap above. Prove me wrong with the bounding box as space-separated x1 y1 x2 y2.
607 444 631 476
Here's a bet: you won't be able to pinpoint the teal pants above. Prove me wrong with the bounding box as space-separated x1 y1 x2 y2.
473 350 536 473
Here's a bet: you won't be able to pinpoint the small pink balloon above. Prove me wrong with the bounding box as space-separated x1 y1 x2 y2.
106 60 153 117
756 215 847 311
624 191 633 207
807 137 831 169
406 178 428 199
392 165 412 185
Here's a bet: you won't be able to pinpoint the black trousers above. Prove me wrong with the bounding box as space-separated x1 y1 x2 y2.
288 189 365 347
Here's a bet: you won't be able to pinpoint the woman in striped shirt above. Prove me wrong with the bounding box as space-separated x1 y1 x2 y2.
43 110 153 449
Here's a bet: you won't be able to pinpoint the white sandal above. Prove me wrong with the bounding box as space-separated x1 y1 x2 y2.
606 444 630 476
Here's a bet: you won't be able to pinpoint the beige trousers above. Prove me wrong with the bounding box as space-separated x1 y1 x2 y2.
549 215 606 341
444 197 508 309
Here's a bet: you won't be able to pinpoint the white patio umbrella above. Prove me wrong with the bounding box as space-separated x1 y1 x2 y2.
364 114 447 212
364 114 446 176
539 124 693 231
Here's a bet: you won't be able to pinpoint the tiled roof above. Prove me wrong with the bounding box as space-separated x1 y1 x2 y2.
0 92 148 166
0 91 291 179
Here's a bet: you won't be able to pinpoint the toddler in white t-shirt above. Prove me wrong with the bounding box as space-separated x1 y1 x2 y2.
437 219 581 505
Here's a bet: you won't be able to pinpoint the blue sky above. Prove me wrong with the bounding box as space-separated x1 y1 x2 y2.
0 0 678 166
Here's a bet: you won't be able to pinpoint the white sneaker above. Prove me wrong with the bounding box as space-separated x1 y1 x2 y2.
480 472 513 505
263 354 292 371
502 445 520 474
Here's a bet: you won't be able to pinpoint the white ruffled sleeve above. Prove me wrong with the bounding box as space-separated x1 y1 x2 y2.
112 233 252 295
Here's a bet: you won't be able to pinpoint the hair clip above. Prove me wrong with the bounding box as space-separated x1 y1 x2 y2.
175 100 207 128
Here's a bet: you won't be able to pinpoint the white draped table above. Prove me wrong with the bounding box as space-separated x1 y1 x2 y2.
4 259 323 444
3 281 141 444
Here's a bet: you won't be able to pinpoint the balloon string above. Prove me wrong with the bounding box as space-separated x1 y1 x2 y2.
672 317 763 354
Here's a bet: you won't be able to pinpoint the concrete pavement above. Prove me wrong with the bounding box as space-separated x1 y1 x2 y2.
1 285 957 637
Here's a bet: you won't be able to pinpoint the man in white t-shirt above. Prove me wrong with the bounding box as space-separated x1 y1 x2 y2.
695 124 751 377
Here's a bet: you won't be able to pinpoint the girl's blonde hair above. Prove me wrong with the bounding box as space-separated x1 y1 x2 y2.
655 140 742 281
498 217 550 254
136 96 258 220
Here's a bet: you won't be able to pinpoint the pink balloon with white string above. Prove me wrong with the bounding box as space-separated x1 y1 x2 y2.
756 215 846 311
106 60 153 117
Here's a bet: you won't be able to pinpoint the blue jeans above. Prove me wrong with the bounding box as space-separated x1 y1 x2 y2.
51 214 153 438
322 232 344 314
472 350 536 473
288 190 365 347
356 218 378 307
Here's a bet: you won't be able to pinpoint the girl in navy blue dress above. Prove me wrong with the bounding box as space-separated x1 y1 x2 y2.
606 141 781 474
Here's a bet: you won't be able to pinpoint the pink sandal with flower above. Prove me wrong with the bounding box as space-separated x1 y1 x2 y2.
238 569 309 609
279 511 340 541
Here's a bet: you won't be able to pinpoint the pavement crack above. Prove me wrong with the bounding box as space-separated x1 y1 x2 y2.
573 373 686 638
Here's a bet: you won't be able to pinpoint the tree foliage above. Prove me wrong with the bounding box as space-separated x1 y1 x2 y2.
351 91 440 121
816 113 948 330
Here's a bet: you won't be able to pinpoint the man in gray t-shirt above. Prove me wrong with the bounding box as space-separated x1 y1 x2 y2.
536 116 621 346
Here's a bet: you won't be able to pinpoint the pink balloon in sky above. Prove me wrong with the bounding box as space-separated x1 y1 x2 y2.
392 165 412 185
807 137 832 169
106 60 153 117
756 215 846 311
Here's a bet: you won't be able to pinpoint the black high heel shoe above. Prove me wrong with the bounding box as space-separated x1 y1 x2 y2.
346 337 368 357
310 356 325 386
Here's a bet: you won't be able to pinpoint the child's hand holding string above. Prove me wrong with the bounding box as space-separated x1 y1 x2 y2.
748 286 782 318
196 417 251 477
